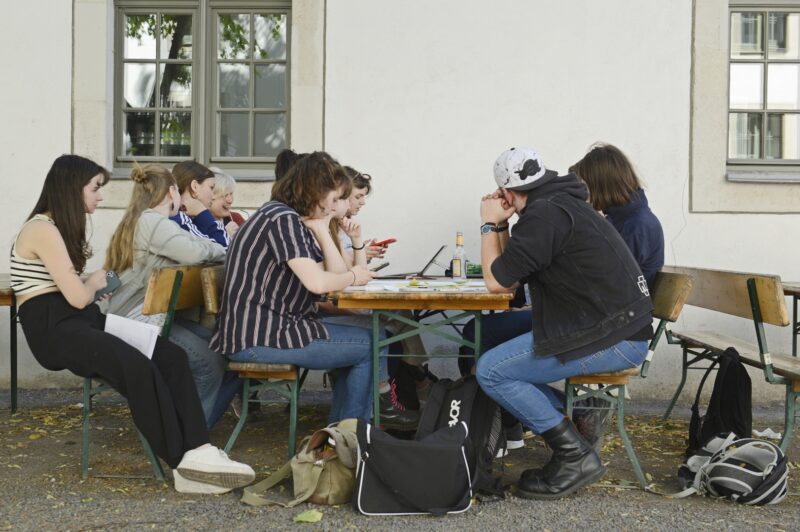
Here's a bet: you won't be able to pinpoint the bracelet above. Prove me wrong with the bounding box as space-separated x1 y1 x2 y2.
350 270 357 285
351 243 366 250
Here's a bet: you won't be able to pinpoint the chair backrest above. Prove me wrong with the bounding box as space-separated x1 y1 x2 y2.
201 265 225 316
661 266 789 327
650 271 694 323
142 265 207 316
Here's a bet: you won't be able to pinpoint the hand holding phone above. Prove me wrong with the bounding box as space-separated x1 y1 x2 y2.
94 270 122 301
369 262 390 272
371 238 396 247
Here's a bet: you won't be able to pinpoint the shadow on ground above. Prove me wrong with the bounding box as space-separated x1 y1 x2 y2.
1 389 798 530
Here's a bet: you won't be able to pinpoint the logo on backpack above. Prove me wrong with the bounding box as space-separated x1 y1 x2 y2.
448 399 462 427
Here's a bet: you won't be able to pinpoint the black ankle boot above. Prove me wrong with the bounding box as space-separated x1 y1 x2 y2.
516 418 605 500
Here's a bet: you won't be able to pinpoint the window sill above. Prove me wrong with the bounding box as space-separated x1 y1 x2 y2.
110 168 276 182
726 170 800 184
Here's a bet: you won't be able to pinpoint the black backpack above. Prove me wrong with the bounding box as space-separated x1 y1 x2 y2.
679 347 752 487
415 375 505 496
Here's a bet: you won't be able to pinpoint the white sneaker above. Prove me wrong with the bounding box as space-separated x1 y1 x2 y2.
173 470 232 495
177 446 255 489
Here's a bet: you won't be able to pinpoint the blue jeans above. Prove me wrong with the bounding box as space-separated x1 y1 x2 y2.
476 332 647 434
170 319 242 428
460 309 532 375
229 323 387 423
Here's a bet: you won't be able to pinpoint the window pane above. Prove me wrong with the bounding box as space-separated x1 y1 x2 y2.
731 12 764 59
728 112 763 159
218 14 250 60
123 112 155 156
161 111 192 156
254 113 287 157
767 64 800 109
124 63 156 108
124 14 157 59
254 14 287 60
160 14 193 60
219 64 250 108
159 64 192 108
766 113 800 159
254 64 286 108
729 63 763 109
219 112 249 156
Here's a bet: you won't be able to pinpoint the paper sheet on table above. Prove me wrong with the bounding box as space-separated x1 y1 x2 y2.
343 279 488 293
104 313 160 359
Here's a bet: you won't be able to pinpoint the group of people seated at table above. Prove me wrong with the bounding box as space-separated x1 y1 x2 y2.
10 140 662 500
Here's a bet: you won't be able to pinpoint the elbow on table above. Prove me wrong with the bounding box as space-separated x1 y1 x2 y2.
485 277 512 294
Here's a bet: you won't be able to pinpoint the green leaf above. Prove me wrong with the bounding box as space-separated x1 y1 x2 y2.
293 509 323 523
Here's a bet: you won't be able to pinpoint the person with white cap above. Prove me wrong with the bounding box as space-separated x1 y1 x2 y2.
475 147 654 500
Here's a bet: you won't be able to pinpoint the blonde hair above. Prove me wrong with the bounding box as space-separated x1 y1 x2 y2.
208 167 236 198
105 164 176 272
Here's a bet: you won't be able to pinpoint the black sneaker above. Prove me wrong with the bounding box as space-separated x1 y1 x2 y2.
379 382 420 431
505 422 525 450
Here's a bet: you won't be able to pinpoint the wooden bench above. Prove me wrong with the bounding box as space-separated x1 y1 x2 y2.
661 266 799 452
82 265 209 480
0 274 17 413
565 270 694 490
200 265 301 460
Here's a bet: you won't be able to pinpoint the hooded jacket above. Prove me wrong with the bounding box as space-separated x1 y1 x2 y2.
491 174 653 361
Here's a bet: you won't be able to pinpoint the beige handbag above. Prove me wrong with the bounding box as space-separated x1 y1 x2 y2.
241 419 358 507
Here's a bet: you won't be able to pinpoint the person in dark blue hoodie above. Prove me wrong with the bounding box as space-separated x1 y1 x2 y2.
476 146 654 500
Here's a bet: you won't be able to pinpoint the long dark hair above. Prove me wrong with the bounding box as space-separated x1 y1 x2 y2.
28 154 110 273
172 160 214 194
572 143 643 211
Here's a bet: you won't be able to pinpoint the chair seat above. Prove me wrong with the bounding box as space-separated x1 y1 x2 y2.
568 367 640 385
227 361 298 381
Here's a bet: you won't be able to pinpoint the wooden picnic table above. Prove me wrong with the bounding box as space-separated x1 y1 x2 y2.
0 274 17 413
332 282 513 426
784 281 800 358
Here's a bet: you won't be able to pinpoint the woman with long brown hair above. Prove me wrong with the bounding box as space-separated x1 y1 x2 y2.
12 155 253 494
170 160 228 247
105 164 239 428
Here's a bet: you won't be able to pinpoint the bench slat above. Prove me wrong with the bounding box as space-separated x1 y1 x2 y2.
674 330 800 380
662 266 788 326
569 367 639 385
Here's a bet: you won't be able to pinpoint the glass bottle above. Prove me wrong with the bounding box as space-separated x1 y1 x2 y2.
451 232 467 280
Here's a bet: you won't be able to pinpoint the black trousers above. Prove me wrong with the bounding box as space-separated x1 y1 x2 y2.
18 292 209 468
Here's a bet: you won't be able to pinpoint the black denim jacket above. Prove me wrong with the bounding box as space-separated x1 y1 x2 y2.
492 174 653 361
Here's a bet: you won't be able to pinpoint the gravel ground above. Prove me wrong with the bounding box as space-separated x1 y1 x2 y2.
1 389 799 531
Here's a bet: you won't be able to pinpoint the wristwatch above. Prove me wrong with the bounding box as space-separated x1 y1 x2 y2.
480 223 509 235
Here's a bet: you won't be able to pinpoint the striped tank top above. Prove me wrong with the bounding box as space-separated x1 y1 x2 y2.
10 214 58 295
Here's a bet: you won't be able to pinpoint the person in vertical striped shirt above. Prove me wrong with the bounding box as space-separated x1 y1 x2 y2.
210 152 405 423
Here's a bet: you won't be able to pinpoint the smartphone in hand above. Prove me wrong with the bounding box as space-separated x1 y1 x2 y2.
369 262 390 272
94 270 122 301
371 238 396 247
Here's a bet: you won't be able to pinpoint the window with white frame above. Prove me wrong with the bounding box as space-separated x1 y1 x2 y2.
114 1 290 171
729 8 800 165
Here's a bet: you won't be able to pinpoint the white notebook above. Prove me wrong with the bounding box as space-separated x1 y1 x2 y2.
104 313 160 359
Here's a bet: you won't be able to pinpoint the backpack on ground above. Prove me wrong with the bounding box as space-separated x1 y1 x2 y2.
415 375 505 496
353 418 473 516
671 432 788 505
678 347 752 487
241 419 358 507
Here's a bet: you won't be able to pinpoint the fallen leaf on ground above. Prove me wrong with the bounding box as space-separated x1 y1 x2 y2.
293 509 323 523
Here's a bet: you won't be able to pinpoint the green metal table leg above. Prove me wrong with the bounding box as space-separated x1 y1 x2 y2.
662 347 689 420
793 294 798 358
82 378 92 479
10 299 17 413
224 378 251 453
288 379 299 460
780 385 797 453
372 311 382 426
615 388 647 489
136 429 165 481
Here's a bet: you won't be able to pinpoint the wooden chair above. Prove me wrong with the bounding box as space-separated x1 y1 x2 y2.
200 265 300 460
660 266 799 452
564 271 694 490
82 265 207 480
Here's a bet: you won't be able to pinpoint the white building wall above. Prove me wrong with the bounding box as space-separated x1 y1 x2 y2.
1 0 799 406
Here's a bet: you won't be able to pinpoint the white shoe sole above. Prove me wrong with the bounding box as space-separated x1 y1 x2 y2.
173 470 233 495
176 462 255 489
506 439 525 450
